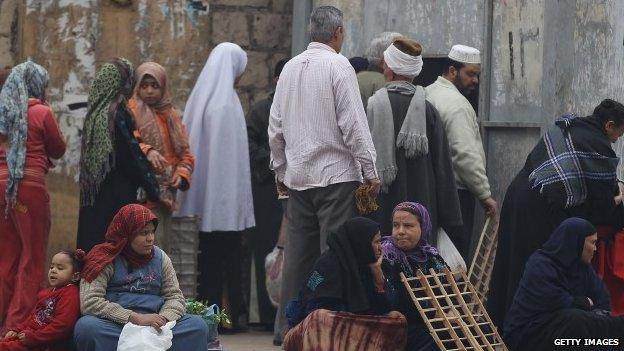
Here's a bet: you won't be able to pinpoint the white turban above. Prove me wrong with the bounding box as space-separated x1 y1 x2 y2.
383 44 423 79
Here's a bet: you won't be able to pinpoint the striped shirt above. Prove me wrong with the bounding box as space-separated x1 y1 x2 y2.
268 42 378 191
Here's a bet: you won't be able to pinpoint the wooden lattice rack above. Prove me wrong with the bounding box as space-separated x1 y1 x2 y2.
400 268 507 351
467 216 499 302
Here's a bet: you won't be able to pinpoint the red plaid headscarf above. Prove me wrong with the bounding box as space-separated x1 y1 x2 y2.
82 204 158 282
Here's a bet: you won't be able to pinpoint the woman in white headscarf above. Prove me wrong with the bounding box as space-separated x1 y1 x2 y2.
176 42 254 328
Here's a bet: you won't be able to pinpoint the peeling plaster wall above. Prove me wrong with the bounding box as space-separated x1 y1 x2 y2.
17 0 292 175
2 0 292 249
490 0 624 123
0 0 19 66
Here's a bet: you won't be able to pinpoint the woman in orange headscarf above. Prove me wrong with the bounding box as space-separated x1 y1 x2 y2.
128 62 194 251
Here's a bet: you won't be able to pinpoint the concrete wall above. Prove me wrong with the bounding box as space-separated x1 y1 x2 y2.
311 0 485 58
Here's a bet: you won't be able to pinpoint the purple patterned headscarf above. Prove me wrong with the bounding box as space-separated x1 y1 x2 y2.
381 202 438 275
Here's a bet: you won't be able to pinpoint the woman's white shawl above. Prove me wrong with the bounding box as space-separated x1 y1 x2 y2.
175 42 255 232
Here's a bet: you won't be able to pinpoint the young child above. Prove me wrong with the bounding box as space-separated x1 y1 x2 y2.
0 250 84 351
128 62 194 252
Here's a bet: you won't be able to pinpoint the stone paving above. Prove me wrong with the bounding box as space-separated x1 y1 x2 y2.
218 330 282 351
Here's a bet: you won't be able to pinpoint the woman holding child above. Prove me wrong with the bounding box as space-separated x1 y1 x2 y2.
74 204 208 350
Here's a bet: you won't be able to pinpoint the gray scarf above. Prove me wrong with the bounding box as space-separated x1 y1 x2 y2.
366 80 428 192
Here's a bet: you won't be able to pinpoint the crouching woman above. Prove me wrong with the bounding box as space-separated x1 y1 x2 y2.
284 217 407 351
74 204 208 351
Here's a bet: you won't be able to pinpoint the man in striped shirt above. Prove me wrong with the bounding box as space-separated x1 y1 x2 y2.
268 5 380 338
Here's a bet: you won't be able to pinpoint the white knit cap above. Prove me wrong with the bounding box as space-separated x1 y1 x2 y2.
383 44 424 79
448 44 481 64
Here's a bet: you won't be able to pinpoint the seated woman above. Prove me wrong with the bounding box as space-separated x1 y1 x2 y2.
381 202 447 351
504 217 624 351
73 204 208 351
284 217 407 351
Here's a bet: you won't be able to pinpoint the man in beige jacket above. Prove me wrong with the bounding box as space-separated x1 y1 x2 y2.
425 44 496 261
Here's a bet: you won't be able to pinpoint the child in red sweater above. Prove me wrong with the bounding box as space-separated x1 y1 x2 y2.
0 250 84 351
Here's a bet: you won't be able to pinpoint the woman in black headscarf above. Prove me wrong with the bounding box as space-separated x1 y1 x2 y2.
489 99 624 325
504 217 624 351
283 217 407 351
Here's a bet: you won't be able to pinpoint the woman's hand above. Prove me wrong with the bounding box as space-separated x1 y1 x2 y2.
129 312 167 332
4 330 17 339
147 149 168 172
17 332 26 344
369 255 385 293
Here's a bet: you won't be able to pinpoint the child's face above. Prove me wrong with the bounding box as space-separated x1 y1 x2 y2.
48 253 78 288
130 222 156 256
138 75 163 106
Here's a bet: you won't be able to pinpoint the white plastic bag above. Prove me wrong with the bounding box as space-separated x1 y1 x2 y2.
265 247 284 307
117 320 176 351
437 228 467 272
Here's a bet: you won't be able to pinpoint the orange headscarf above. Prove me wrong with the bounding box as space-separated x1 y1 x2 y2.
82 204 158 282
132 62 188 157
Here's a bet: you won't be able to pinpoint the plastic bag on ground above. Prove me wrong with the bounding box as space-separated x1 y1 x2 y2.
117 320 176 351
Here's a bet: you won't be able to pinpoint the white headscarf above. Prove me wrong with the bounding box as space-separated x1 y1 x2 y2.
175 42 255 232
383 44 423 79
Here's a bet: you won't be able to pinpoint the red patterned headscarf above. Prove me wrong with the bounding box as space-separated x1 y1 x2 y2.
82 204 158 282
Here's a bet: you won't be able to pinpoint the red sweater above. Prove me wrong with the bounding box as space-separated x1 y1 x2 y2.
0 99 66 174
1 285 80 351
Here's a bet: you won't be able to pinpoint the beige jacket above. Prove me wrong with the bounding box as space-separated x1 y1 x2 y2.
80 251 186 324
357 70 386 110
426 76 491 200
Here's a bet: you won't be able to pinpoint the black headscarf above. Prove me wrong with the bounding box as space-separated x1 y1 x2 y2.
349 56 369 73
504 218 610 347
305 217 380 314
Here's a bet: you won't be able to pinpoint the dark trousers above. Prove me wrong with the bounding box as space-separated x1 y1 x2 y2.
197 231 245 327
249 181 282 324
445 189 475 261
275 181 359 337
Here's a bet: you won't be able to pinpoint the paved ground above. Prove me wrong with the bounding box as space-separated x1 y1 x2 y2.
218 330 282 351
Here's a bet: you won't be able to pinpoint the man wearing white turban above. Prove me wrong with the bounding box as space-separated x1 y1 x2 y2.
366 37 462 243
425 44 497 261
358 31 403 109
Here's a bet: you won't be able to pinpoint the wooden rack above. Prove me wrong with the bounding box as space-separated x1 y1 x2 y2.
400 268 507 351
467 216 499 302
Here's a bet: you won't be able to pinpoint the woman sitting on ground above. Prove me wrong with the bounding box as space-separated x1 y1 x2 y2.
381 201 448 351
504 217 624 351
284 217 407 351
73 204 208 351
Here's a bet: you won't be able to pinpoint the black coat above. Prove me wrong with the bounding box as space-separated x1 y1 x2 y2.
77 105 159 252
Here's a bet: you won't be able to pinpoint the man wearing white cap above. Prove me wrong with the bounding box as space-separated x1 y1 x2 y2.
366 37 462 242
425 44 496 261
